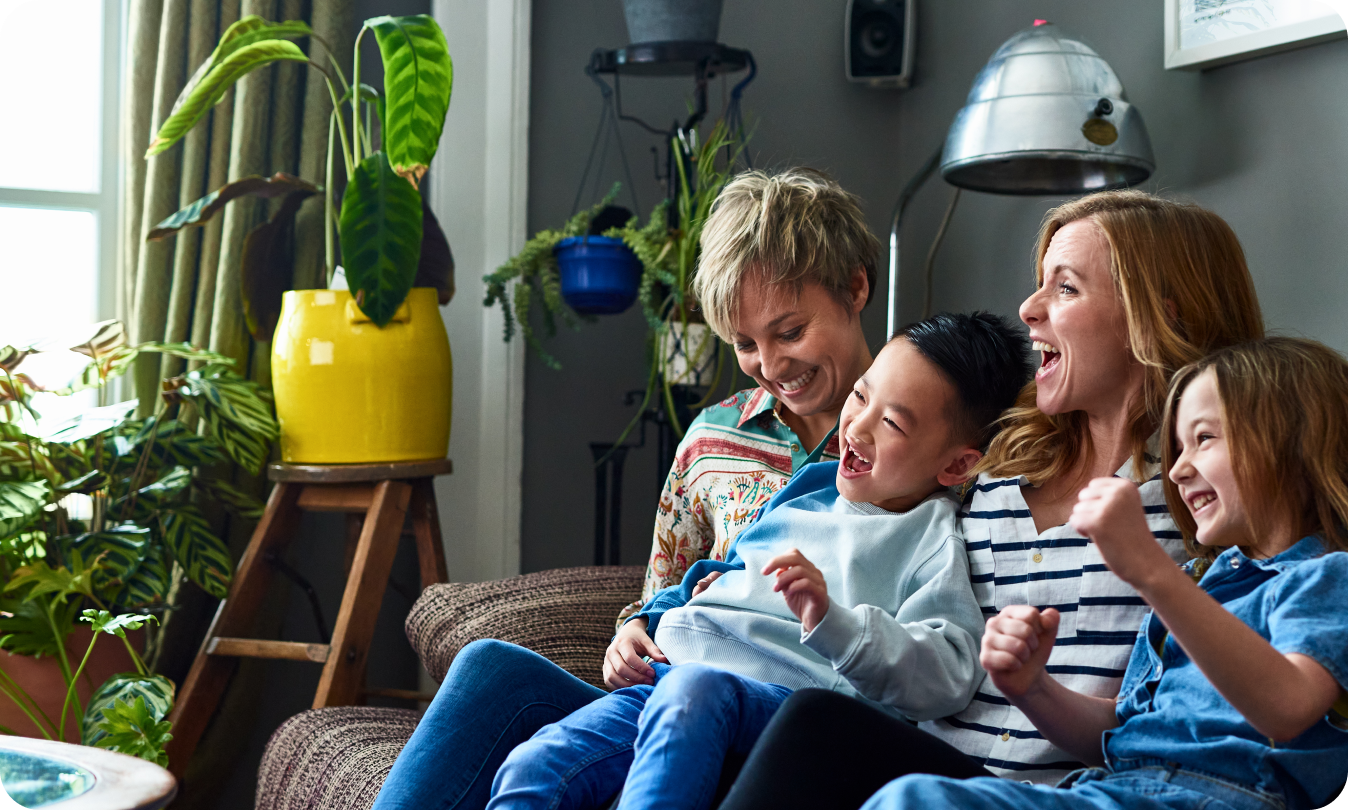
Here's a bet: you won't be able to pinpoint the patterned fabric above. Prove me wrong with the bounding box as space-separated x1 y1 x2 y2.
255 707 420 810
920 441 1188 785
618 387 841 628
407 566 644 687
617 385 830 625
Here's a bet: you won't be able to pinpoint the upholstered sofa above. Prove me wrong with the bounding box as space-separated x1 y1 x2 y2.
254 565 645 810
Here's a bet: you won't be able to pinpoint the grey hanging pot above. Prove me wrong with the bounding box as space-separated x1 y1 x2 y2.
622 0 725 43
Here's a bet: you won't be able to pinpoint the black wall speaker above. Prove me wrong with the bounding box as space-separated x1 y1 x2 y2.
845 0 915 89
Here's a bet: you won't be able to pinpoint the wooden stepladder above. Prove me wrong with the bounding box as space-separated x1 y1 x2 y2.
165 459 452 777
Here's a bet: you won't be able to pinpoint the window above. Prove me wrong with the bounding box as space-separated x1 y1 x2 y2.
0 0 121 424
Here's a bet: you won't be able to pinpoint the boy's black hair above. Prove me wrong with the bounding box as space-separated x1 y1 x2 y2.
892 311 1032 450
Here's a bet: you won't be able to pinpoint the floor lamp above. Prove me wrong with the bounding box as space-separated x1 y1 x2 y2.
887 21 1156 337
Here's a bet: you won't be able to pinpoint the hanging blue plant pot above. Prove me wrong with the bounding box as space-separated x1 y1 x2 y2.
555 236 641 315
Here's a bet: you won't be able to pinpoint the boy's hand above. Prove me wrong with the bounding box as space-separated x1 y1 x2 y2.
691 570 723 597
1069 477 1170 588
762 549 829 632
603 618 669 690
981 606 1060 698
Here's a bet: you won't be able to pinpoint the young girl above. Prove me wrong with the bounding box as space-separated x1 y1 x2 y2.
859 337 1348 810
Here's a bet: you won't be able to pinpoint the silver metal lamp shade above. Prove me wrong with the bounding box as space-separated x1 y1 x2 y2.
940 23 1155 195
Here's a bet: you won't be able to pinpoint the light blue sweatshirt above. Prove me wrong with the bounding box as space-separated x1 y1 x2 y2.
632 461 986 722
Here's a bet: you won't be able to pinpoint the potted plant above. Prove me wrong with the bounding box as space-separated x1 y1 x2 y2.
144 14 456 464
622 0 725 43
0 321 278 765
485 120 744 437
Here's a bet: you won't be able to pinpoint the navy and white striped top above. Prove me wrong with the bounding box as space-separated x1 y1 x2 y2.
919 442 1187 784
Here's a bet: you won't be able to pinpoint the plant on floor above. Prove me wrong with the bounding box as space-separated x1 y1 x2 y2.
0 320 278 764
485 120 746 436
145 14 457 335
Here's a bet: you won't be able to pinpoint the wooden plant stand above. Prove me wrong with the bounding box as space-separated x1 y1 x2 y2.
164 459 452 778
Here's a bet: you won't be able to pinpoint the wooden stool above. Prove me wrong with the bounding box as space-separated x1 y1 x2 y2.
165 459 452 777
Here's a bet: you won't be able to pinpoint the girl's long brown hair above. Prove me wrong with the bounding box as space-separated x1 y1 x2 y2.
1161 338 1348 559
978 190 1264 486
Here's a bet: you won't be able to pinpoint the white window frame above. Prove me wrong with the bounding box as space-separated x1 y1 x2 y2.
0 0 122 324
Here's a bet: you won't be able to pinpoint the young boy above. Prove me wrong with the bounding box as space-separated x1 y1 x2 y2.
487 311 1032 810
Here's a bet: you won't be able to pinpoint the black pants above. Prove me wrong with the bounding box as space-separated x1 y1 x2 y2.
717 689 994 810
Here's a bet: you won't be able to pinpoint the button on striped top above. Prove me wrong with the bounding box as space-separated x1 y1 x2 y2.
919 444 1187 784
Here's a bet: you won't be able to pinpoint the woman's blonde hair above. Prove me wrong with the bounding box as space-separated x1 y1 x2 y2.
979 190 1264 485
694 168 879 342
1161 338 1348 559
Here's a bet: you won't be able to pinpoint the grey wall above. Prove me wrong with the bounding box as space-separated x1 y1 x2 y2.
521 0 1348 574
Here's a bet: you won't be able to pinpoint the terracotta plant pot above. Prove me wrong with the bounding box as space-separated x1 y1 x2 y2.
0 628 141 742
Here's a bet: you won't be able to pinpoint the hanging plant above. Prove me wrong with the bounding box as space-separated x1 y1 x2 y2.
485 120 748 438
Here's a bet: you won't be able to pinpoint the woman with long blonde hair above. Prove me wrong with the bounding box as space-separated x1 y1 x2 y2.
718 190 1266 810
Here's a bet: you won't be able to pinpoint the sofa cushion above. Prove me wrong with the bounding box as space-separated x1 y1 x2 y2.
255 707 419 810
406 565 644 687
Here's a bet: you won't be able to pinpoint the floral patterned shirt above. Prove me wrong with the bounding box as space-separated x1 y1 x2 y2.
617 387 841 628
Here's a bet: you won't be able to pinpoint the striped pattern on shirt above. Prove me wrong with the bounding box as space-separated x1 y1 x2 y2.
919 449 1187 785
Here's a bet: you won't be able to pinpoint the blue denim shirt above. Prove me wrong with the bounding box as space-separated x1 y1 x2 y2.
1107 536 1348 810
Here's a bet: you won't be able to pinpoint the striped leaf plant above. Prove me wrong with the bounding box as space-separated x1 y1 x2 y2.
0 321 277 765
145 14 456 330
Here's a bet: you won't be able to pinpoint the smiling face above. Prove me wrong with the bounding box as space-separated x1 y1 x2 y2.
731 273 871 419
1168 368 1255 552
1019 218 1142 417
836 340 981 512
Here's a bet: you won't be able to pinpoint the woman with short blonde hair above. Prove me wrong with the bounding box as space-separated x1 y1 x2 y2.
614 167 881 632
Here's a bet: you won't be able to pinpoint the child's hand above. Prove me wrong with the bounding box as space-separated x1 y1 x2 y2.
981 606 1060 698
603 618 669 690
691 570 724 597
762 549 830 632
1069 477 1171 588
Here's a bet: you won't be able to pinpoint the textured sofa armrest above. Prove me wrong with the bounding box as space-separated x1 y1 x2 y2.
406 565 644 688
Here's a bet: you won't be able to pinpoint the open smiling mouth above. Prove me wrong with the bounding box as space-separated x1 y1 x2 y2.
1188 492 1216 514
1033 340 1061 378
843 444 873 474
779 367 817 394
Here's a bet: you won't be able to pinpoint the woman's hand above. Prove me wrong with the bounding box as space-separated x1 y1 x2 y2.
762 549 830 632
981 605 1060 699
691 570 724 597
603 618 669 690
1069 477 1171 588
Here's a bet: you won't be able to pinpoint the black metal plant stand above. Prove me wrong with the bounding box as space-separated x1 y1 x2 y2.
581 41 756 567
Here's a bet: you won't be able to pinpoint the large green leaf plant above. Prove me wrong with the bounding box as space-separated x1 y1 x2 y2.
0 321 278 765
145 14 456 331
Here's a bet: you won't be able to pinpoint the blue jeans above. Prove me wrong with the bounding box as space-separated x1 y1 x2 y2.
371 639 607 810
488 663 794 810
859 763 1288 810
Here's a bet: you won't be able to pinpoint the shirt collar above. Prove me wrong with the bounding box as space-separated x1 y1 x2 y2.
736 387 778 428
1219 534 1329 572
1114 431 1163 482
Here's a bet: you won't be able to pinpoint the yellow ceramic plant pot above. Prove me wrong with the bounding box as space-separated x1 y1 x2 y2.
271 288 452 463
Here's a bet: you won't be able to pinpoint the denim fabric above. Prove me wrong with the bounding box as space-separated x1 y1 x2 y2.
487 663 793 810
370 640 605 810
859 763 1287 810
1109 537 1348 810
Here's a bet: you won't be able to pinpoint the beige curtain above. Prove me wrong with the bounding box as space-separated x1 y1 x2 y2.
117 2 354 801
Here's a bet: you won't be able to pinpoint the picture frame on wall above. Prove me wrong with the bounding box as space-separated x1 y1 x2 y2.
1165 0 1346 70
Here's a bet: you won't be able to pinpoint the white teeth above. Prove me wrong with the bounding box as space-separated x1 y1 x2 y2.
1190 493 1215 511
779 367 816 392
1032 340 1059 354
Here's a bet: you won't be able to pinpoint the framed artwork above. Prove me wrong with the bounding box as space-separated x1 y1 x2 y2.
1165 0 1346 70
